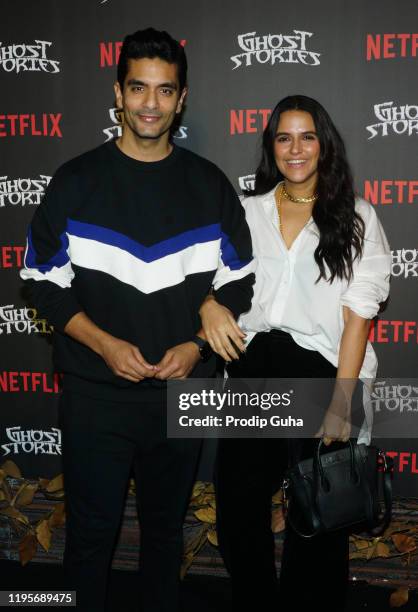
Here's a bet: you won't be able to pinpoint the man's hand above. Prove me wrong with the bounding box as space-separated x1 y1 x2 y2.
64 312 158 382
99 336 158 382
155 342 200 380
199 295 246 362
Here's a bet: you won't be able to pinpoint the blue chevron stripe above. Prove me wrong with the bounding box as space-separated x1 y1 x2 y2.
25 227 70 273
25 219 252 274
220 231 253 271
67 219 222 262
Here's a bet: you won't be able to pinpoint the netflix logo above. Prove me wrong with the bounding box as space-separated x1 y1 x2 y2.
99 39 187 68
0 246 25 269
367 33 418 61
0 371 62 393
364 180 418 205
385 451 418 474
0 113 62 138
230 109 271 135
369 320 418 343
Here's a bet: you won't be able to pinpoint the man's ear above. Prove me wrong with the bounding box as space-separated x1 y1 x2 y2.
176 87 188 114
114 81 123 108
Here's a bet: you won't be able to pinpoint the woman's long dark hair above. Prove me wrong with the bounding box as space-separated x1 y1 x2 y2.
250 95 364 283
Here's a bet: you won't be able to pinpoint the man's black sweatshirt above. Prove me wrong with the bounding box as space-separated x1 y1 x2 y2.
21 140 255 400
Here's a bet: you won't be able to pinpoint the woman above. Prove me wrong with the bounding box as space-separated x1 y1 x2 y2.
200 95 391 611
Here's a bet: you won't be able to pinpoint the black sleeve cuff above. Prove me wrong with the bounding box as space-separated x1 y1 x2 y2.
24 279 83 332
213 273 255 319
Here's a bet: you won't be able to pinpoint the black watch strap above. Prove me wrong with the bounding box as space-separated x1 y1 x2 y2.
191 336 213 362
192 335 206 350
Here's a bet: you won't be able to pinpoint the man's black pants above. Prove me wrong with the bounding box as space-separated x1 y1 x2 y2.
215 330 349 612
59 388 201 612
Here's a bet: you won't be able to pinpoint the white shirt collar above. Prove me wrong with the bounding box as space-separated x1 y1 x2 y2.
258 183 315 230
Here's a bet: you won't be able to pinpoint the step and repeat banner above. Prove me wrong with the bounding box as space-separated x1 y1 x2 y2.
1 0 417 495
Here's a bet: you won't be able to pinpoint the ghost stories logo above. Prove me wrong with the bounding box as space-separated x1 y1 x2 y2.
1 426 61 456
391 249 418 278
0 40 60 73
238 174 256 192
371 381 418 413
103 108 124 141
0 175 51 207
230 31 321 69
0 305 51 336
367 102 418 139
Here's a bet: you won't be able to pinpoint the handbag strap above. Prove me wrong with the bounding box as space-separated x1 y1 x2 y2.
367 450 394 536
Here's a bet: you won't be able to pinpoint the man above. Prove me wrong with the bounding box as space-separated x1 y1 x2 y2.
20 28 254 612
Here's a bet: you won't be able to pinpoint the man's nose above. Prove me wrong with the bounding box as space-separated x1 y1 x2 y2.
143 88 158 110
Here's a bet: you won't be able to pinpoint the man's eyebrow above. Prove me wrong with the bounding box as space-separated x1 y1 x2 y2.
126 79 178 89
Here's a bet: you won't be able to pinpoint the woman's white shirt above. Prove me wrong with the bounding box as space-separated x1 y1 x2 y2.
238 185 391 443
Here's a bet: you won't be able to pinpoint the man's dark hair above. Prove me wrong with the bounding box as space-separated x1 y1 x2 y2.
117 28 187 91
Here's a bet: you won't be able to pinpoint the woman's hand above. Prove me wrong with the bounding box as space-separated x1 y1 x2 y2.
199 295 246 362
315 381 352 445
315 405 351 445
316 307 371 445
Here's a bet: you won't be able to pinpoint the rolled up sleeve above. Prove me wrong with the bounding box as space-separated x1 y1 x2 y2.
340 203 391 319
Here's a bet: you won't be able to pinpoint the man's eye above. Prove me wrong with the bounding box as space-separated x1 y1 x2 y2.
161 88 173 95
132 86 143 92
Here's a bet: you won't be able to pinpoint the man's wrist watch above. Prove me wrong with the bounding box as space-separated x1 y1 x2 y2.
191 336 213 362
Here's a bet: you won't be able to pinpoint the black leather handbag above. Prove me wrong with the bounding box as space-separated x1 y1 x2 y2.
282 440 393 538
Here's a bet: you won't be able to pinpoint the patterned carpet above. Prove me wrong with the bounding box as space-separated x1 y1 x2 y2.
1 560 418 611
1 475 417 610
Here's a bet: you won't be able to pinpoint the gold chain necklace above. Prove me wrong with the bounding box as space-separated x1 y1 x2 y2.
275 183 284 234
275 182 316 236
282 183 318 204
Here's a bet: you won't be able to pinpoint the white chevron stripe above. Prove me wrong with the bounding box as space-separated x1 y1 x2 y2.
68 234 221 294
20 240 75 288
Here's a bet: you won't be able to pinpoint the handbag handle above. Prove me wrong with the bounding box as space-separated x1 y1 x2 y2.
313 439 359 493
